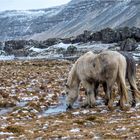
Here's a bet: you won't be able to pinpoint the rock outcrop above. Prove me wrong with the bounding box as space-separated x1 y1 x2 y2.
120 38 138 51
1 27 140 57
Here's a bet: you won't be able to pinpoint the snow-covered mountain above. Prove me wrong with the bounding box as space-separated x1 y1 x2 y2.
0 0 140 41
0 6 65 41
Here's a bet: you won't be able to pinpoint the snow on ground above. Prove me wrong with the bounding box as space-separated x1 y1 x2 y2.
0 42 140 61
54 42 73 49
28 43 69 52
26 42 115 58
0 132 13 135
29 47 48 52
0 55 15 60
70 128 80 133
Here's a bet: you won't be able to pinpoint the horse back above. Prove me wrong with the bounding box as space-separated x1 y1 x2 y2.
119 51 136 79
94 51 123 80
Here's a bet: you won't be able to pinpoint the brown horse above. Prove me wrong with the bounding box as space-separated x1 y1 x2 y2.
65 51 128 110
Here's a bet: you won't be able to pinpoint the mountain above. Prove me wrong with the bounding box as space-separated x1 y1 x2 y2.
0 6 65 41
0 0 140 41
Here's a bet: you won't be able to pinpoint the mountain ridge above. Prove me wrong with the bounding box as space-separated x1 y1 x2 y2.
0 0 140 41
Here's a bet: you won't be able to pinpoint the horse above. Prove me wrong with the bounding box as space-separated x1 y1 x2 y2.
119 51 140 107
65 51 96 109
91 51 140 107
65 50 128 110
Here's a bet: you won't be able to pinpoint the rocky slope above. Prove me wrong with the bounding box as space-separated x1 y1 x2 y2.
0 27 140 63
0 0 140 41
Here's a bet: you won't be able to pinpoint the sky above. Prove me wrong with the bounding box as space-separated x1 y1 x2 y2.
0 0 71 11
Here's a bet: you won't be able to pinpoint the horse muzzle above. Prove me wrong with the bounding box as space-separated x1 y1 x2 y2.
66 104 72 110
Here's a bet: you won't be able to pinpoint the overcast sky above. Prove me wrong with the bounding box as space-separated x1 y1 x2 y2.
0 0 71 11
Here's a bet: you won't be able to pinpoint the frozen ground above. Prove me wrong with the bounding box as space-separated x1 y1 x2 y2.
0 60 139 139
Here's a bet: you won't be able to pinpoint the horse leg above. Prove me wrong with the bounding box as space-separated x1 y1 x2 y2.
81 82 96 108
106 84 114 110
131 87 136 107
102 82 109 105
94 81 99 100
118 75 129 110
128 75 140 107
115 77 125 107
86 83 96 108
81 90 89 108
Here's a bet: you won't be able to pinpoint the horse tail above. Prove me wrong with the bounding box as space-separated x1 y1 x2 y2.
128 74 140 99
118 55 128 104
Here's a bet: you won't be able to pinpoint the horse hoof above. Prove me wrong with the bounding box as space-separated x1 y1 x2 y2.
121 105 130 111
116 101 120 106
131 101 136 108
89 104 96 108
66 105 72 110
104 99 109 106
108 105 115 111
81 103 88 108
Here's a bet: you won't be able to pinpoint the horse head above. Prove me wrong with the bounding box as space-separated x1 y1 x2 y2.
65 83 79 110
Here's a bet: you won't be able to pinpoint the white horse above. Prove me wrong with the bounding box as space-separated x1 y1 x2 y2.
65 51 128 110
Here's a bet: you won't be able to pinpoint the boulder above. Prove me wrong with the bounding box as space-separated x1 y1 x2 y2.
101 28 116 43
117 27 132 41
5 40 27 50
66 45 77 55
90 31 102 41
11 49 31 57
56 47 66 54
120 38 138 51
61 37 73 44
131 27 140 42
71 30 92 43
4 40 28 55
42 38 61 48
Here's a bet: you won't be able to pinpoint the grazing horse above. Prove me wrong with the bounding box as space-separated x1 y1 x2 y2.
93 51 140 107
65 51 128 110
65 51 96 109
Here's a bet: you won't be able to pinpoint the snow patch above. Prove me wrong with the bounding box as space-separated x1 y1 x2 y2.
131 115 140 119
100 109 108 113
54 42 72 49
0 132 13 135
72 111 80 115
0 55 15 60
93 135 100 139
21 96 39 101
29 47 48 52
43 124 48 129
81 110 89 114
70 128 80 133
108 120 118 124
116 127 127 131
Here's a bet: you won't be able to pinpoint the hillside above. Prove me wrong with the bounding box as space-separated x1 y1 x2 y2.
0 0 140 41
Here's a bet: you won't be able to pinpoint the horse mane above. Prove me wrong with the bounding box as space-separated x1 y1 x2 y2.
67 63 77 87
67 51 95 87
